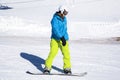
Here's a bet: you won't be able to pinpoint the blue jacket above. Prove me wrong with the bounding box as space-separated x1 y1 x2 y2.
51 13 69 40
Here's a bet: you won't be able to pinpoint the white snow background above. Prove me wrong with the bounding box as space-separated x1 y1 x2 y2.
0 0 120 80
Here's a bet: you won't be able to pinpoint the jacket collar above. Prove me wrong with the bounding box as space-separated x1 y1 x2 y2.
54 12 66 21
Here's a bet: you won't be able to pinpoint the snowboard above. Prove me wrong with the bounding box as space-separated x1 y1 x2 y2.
26 71 87 77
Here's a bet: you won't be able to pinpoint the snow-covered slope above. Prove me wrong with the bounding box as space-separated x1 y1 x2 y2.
0 16 120 39
0 36 120 80
0 0 120 80
0 0 120 39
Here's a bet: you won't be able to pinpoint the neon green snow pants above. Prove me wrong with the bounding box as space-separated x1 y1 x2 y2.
45 38 71 69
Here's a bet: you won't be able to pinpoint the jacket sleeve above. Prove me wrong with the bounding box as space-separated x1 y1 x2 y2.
51 17 63 38
62 17 67 36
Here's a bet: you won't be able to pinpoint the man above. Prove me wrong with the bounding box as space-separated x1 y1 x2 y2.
43 5 72 74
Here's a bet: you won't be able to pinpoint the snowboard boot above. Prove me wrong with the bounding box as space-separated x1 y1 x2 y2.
63 68 72 74
43 67 51 74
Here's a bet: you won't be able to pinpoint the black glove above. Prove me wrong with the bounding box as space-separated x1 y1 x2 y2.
60 36 66 46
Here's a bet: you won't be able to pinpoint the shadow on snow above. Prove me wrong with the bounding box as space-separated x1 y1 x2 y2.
20 52 63 73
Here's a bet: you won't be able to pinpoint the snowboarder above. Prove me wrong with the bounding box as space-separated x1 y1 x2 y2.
43 5 72 74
